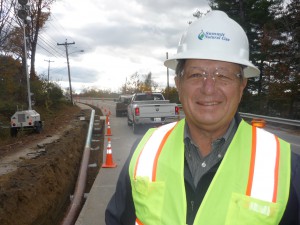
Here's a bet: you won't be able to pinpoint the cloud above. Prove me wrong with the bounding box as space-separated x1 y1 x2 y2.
36 0 211 93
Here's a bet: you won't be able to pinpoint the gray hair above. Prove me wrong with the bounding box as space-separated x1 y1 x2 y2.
175 59 186 78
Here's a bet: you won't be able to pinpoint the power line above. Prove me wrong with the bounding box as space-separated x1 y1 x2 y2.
38 34 65 58
40 66 66 76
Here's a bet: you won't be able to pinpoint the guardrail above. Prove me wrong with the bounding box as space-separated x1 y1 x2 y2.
61 109 95 225
239 112 300 127
176 105 300 127
176 104 300 127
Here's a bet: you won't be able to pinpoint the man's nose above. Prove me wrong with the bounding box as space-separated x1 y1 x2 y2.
201 75 216 94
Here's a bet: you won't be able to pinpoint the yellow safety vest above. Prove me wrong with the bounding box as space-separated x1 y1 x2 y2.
129 119 291 225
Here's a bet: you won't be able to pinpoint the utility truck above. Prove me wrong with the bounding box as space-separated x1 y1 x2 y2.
10 110 43 137
127 92 179 134
115 95 132 117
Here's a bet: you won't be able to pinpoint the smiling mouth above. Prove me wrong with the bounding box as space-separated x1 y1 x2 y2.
197 101 220 106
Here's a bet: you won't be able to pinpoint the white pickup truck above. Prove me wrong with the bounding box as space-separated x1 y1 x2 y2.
127 92 179 134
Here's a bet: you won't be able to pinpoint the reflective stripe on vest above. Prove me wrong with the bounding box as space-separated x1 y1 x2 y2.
136 218 143 225
134 123 281 225
246 126 280 203
133 122 178 181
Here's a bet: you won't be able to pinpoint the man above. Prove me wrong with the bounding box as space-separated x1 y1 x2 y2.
106 10 300 225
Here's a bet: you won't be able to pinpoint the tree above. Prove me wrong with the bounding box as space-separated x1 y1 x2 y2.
0 55 23 101
140 72 158 92
209 0 284 97
120 72 159 94
4 0 55 80
31 78 64 109
268 0 300 118
0 0 15 51
27 0 56 79
208 0 300 117
79 87 119 99
2 26 23 59
162 86 179 103
121 72 141 93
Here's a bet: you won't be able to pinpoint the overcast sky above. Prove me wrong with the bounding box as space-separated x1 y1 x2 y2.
35 0 211 93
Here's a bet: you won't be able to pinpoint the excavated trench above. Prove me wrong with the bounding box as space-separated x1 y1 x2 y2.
0 106 104 225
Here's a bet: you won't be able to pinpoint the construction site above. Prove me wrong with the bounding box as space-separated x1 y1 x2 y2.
0 103 106 225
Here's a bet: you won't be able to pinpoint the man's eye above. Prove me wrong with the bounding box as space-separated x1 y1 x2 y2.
216 74 232 80
190 73 204 78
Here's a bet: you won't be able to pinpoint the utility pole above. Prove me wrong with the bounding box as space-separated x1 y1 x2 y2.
57 39 75 103
166 52 170 99
44 59 54 82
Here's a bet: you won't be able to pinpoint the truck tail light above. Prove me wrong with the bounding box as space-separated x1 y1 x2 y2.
135 107 140 116
175 106 179 115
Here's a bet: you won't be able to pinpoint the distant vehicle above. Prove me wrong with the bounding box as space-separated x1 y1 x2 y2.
10 110 43 137
115 95 132 117
127 92 179 134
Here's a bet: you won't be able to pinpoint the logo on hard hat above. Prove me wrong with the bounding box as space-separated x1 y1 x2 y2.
198 30 230 42
198 30 205 40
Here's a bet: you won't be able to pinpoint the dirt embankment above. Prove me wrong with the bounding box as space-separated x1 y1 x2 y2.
0 104 104 225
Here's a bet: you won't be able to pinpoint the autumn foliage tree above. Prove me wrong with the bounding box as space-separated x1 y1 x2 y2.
27 0 55 79
6 0 55 79
0 0 67 118
120 72 158 94
0 55 23 100
162 86 179 103
0 0 15 51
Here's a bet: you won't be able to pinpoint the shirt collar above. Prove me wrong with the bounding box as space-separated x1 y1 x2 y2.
184 117 237 144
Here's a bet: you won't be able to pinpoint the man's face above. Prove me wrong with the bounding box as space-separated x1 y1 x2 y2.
175 59 247 132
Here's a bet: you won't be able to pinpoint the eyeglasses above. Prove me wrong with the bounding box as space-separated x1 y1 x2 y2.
182 66 243 85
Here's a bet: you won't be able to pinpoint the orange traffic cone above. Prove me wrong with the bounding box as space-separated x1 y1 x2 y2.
105 117 112 136
102 138 117 168
105 115 109 125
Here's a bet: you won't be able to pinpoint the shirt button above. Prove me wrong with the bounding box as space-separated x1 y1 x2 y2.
218 154 222 158
201 162 206 167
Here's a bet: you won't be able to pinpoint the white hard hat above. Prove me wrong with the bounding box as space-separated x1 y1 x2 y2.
164 10 260 78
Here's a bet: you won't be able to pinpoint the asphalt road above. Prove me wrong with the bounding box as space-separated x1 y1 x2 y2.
75 99 300 225
75 99 143 225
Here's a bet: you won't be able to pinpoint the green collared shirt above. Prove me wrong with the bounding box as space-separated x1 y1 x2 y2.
184 118 238 188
